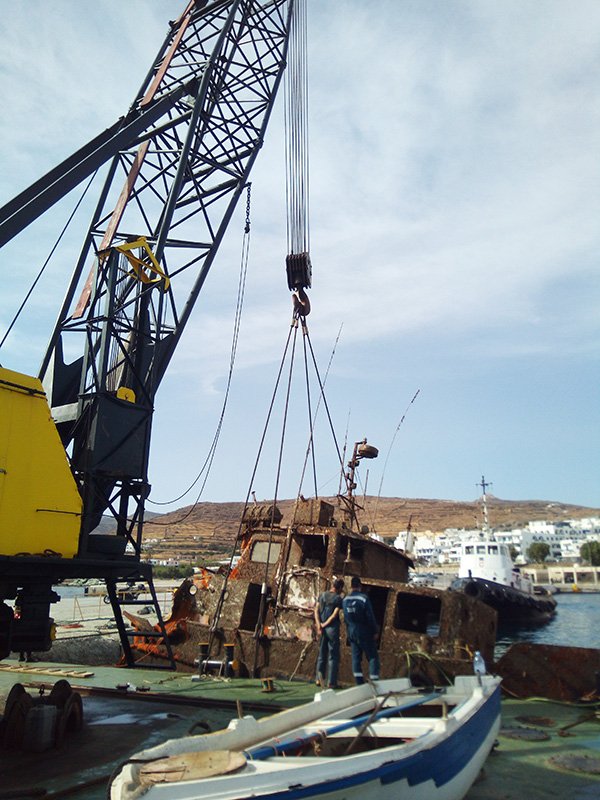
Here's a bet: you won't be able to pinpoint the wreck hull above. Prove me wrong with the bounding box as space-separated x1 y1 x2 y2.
495 642 600 701
127 502 497 682
170 621 489 686
128 577 497 685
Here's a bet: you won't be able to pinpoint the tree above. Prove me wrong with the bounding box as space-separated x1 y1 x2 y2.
509 546 519 562
526 542 550 563
153 564 195 579
580 541 600 566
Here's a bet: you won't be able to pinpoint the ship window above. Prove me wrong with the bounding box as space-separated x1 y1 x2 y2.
477 546 486 554
289 533 328 567
239 583 270 632
394 592 441 636
465 546 474 554
338 535 365 564
488 545 498 554
250 541 282 564
303 535 328 567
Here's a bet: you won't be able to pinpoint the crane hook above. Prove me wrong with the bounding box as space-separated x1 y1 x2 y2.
292 287 311 318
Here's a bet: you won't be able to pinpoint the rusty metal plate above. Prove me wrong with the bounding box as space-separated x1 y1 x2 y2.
515 715 556 727
496 643 600 701
549 753 600 774
500 726 551 741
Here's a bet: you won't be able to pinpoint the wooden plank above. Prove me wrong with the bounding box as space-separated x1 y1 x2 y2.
0 664 94 678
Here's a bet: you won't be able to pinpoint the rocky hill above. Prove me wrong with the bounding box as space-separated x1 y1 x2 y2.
140 495 599 562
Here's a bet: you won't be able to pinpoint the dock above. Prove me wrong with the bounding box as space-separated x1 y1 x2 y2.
1 658 599 799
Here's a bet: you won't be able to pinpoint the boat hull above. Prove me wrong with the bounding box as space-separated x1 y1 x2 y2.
450 576 556 625
110 676 501 800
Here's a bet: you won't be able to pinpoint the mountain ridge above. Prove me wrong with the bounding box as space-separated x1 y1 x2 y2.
141 495 599 561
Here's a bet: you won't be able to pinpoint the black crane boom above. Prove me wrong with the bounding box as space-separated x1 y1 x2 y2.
0 0 295 664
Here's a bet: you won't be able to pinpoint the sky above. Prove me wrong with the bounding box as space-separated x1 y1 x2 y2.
0 0 599 520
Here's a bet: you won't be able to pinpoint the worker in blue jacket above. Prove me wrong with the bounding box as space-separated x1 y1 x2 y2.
342 576 380 684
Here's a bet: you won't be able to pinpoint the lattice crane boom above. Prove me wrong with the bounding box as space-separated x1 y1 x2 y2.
0 0 296 663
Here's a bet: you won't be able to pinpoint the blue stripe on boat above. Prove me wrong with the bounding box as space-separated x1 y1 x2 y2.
252 685 501 800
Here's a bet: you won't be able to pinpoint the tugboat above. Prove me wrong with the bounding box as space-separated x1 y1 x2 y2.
126 445 497 685
450 477 557 626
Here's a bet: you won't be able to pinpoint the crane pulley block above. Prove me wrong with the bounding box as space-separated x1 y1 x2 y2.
286 251 312 291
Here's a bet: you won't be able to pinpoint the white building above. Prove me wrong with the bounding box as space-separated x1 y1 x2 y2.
405 516 600 566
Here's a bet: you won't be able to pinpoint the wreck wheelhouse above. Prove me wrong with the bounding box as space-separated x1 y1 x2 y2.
128 497 496 685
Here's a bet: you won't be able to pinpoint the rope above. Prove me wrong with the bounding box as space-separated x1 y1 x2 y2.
203 321 297 666
0 169 98 356
252 316 301 674
295 323 343 510
145 184 253 516
300 318 318 497
289 638 314 681
303 330 347 487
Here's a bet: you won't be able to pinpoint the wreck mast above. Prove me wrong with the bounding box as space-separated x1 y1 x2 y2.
477 475 493 537
339 439 379 531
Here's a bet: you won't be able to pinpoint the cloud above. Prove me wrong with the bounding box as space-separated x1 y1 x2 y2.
298 0 600 361
1 0 598 506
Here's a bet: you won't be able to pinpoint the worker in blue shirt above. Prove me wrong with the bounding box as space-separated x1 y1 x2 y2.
314 577 345 688
342 576 380 684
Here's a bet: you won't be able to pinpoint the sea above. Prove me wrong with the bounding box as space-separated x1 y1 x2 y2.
495 591 600 658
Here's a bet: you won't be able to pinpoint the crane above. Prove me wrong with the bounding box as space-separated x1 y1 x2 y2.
0 0 302 665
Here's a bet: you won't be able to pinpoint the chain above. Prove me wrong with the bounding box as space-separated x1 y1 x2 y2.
244 183 251 234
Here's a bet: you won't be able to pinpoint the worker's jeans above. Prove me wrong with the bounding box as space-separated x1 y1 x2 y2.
316 626 340 688
350 634 380 684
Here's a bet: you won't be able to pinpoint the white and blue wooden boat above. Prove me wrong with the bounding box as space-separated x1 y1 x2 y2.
109 675 501 800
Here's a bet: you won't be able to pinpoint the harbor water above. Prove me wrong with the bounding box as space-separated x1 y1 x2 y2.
495 591 600 657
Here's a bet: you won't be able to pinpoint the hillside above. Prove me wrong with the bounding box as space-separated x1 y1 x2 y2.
140 495 600 562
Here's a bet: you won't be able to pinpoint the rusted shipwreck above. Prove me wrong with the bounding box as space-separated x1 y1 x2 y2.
127 497 496 685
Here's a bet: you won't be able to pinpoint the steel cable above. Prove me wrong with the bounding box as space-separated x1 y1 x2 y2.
284 0 310 258
0 170 98 357
146 185 253 514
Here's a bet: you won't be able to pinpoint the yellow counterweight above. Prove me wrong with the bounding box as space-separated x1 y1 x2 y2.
0 367 82 558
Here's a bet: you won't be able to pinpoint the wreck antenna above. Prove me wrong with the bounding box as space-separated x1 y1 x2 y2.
372 389 420 529
477 475 493 536
337 410 351 496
